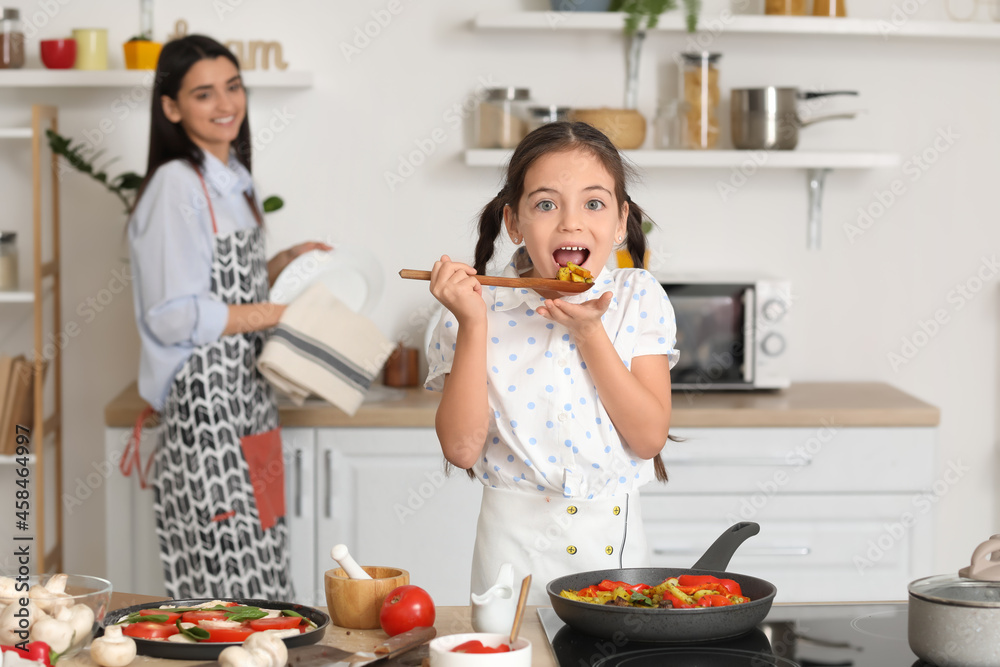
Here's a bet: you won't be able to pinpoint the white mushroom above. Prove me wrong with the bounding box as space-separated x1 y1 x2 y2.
64 604 95 646
218 646 269 667
89 625 137 667
166 634 197 643
28 585 70 615
0 577 18 602
29 607 75 654
243 631 288 667
43 574 68 595
0 600 47 645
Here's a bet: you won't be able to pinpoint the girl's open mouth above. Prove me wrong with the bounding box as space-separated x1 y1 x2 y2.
553 246 590 268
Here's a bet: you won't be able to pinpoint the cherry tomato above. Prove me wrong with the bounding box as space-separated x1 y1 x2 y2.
379 585 435 637
203 626 256 643
122 622 180 640
139 609 182 623
248 616 302 631
181 610 229 623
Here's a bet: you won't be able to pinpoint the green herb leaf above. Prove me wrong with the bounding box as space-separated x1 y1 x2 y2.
281 609 316 628
630 592 655 606
262 195 284 213
225 607 268 622
176 619 210 642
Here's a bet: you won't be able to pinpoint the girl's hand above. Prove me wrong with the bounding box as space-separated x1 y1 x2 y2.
268 241 334 285
536 292 613 343
430 255 485 325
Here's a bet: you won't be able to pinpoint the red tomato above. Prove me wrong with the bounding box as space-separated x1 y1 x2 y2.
248 617 302 631
181 610 229 623
379 585 435 637
451 640 510 654
203 626 255 643
121 622 180 640
139 609 182 623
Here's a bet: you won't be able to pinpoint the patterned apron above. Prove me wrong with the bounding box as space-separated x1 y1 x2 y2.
149 172 292 599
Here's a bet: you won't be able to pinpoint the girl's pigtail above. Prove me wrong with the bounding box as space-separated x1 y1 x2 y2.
474 191 507 275
623 195 648 270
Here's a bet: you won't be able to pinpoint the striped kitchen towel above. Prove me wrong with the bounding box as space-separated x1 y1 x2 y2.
258 282 393 416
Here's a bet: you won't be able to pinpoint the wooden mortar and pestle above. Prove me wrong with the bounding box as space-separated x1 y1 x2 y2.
325 544 409 629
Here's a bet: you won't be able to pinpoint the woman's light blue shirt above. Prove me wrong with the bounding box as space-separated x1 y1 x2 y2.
128 151 261 411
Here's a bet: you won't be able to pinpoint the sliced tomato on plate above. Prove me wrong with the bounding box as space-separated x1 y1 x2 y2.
203 626 256 643
248 617 302 631
181 610 230 623
122 622 180 640
138 609 182 623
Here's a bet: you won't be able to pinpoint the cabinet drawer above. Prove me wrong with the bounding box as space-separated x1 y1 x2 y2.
641 493 930 602
650 427 934 495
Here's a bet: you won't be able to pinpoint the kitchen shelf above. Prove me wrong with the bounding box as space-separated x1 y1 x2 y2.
0 454 36 465
466 149 900 249
475 11 1000 40
0 128 32 139
465 149 899 169
0 291 35 303
0 69 313 88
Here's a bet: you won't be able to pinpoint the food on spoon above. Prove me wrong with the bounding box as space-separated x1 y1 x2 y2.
557 263 594 284
559 575 750 609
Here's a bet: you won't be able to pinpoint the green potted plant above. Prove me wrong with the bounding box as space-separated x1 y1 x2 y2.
574 0 701 150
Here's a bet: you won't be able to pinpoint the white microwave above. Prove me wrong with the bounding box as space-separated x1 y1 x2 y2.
657 274 792 392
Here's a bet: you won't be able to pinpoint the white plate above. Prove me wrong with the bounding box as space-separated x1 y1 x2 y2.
270 246 384 315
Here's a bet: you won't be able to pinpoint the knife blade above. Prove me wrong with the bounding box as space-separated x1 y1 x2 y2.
192 627 436 667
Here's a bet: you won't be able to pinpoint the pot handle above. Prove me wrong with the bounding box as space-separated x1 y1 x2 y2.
800 90 859 99
798 112 862 129
691 522 760 571
958 535 1000 581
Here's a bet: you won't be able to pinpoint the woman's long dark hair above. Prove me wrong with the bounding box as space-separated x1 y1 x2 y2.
132 34 252 212
461 121 674 483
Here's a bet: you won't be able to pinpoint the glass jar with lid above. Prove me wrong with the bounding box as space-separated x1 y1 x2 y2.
678 52 722 150
0 8 25 69
0 232 18 291
476 87 532 149
525 105 570 134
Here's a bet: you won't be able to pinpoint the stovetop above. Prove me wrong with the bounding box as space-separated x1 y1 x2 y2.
538 603 934 666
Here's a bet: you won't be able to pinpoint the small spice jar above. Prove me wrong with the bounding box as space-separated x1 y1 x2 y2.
0 232 19 291
476 87 532 149
525 105 571 134
0 8 25 69
678 52 722 150
765 0 806 15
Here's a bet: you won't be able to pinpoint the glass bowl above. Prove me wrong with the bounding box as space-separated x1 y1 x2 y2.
0 574 113 661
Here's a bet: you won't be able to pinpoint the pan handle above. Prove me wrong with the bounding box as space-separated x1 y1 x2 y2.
799 90 858 99
691 522 760 571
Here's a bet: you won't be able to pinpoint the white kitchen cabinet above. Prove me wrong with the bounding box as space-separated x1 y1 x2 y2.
315 428 482 607
104 427 318 599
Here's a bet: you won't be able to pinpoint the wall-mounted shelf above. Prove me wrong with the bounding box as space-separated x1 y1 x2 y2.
0 291 35 303
0 454 36 465
0 69 313 88
465 149 900 249
0 128 32 139
475 11 1000 41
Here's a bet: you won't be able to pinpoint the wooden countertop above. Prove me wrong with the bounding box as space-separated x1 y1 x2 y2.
105 381 939 429
65 595 555 667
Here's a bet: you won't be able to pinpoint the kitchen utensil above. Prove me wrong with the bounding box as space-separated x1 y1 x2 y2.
908 534 1000 667
99 597 329 660
730 87 860 150
40 38 76 69
399 269 591 294
325 566 409 630
546 522 777 642
470 563 516 634
330 543 372 580
509 575 531 645
271 246 384 315
191 626 435 667
428 633 531 666
569 108 646 150
72 28 108 70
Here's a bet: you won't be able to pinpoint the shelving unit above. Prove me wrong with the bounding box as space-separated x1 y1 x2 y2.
0 106 63 572
474 11 1000 40
0 69 313 88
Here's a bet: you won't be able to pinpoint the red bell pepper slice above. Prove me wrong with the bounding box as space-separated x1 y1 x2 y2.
663 591 695 609
677 574 742 597
578 585 602 597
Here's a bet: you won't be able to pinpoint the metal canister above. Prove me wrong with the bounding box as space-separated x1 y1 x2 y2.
476 87 531 149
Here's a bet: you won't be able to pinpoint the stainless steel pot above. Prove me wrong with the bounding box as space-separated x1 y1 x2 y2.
908 536 1000 667
730 87 859 150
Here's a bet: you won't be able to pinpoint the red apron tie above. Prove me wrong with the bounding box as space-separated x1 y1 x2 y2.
121 405 157 489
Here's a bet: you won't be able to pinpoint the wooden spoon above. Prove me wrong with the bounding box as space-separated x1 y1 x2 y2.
399 269 591 293
509 574 531 646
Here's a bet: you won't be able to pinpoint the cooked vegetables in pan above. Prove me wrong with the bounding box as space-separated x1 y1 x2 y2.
559 575 751 609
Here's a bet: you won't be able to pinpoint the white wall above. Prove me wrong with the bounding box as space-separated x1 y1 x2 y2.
1 0 995 589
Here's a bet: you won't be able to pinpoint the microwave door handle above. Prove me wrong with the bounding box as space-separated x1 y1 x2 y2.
743 289 755 383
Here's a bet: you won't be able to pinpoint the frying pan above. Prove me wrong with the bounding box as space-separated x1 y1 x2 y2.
546 522 777 643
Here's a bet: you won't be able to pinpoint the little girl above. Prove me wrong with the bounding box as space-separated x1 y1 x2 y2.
425 121 679 604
